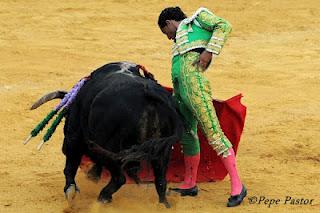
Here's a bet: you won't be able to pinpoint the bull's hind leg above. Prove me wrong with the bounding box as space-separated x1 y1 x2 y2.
151 144 172 208
98 164 126 203
87 163 103 182
124 162 141 184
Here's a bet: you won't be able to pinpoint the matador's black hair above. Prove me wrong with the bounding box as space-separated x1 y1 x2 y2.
158 7 187 28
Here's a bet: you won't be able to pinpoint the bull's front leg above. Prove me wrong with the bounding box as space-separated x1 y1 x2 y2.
63 148 82 205
151 150 171 208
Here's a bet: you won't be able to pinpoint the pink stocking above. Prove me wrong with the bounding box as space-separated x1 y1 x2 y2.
178 154 200 189
220 148 242 195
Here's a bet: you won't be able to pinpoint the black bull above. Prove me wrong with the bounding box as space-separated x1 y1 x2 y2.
59 62 184 207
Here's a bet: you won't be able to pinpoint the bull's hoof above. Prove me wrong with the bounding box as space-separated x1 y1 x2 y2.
65 184 80 205
98 195 112 204
160 199 171 208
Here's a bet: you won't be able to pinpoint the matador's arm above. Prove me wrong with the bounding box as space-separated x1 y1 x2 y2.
195 8 232 55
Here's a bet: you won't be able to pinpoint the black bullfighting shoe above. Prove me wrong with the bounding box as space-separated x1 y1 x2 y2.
169 185 198 197
227 185 247 207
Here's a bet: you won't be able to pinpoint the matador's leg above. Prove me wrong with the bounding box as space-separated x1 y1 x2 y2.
179 52 246 205
179 52 232 156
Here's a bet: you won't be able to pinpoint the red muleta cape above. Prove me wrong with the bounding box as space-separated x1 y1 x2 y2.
80 87 246 183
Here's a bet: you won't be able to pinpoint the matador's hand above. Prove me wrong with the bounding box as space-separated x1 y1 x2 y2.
192 50 213 71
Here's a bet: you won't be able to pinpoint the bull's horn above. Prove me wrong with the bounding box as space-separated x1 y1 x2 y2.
37 141 45 151
30 90 67 110
22 135 33 145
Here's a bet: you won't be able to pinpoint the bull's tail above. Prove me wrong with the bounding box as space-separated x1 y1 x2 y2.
86 140 121 162
30 90 67 110
119 135 178 168
86 135 178 166
85 135 178 185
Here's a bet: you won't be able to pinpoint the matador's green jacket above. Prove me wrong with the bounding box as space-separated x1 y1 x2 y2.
171 7 233 157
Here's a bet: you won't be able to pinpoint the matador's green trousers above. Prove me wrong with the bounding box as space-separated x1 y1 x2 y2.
172 51 232 157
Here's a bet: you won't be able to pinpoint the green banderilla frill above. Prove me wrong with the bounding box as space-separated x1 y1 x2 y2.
43 108 67 142
31 110 57 137
23 109 57 145
37 108 67 150
23 76 88 148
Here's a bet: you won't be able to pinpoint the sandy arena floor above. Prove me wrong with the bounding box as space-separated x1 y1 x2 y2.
1 0 319 212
